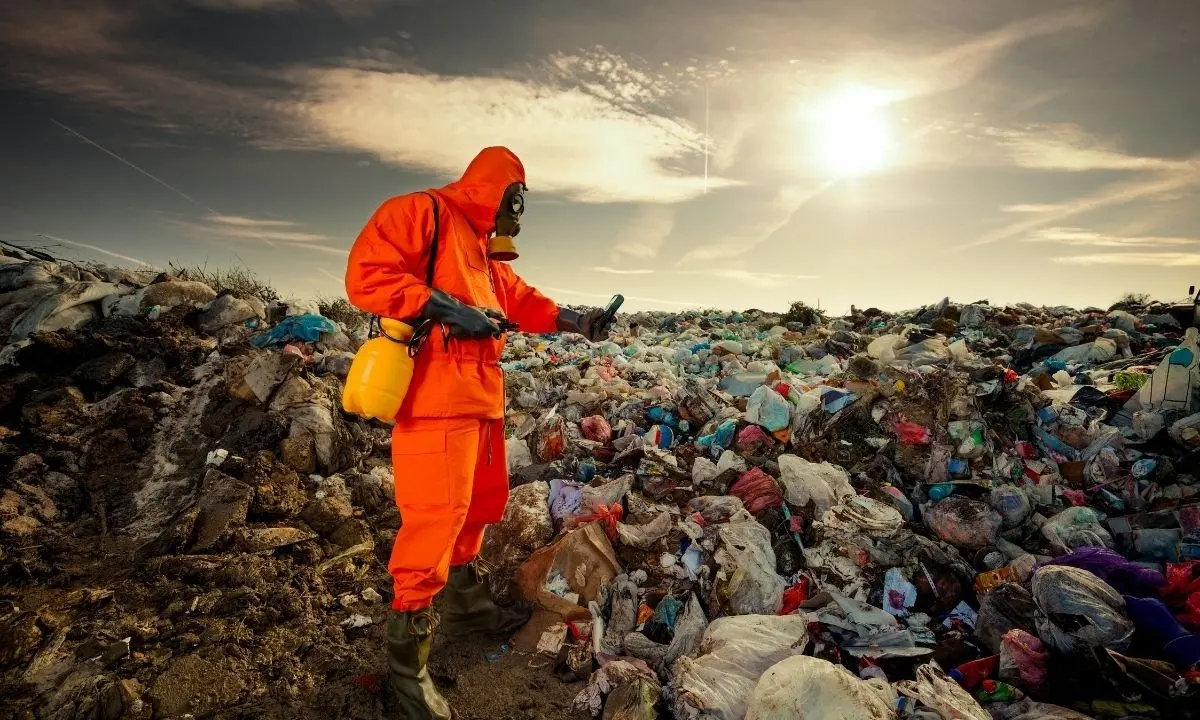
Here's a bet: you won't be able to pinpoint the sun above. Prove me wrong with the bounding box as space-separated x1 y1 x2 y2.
809 85 894 178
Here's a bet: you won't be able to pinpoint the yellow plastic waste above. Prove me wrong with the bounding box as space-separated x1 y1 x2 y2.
341 318 415 424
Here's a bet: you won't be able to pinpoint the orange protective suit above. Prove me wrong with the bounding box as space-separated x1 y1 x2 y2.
345 147 560 611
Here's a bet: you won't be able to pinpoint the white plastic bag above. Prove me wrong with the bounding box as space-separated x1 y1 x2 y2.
894 663 989 720
668 615 809 720
1031 565 1134 653
867 334 907 363
746 655 896 720
777 455 854 519
1125 326 1200 413
717 513 785 615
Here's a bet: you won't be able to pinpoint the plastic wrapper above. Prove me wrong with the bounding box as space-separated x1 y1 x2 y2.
820 495 904 538
664 593 708 667
717 514 785 615
985 699 1096 720
926 497 1003 550
999 629 1048 693
1041 506 1113 554
745 655 897 720
894 663 990 720
581 414 613 443
668 614 809 720
728 467 784 516
1031 565 1134 653
616 511 673 549
988 484 1031 528
777 455 854 519
747 386 790 432
974 584 1039 654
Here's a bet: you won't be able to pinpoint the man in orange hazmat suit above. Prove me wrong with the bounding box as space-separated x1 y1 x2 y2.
345 146 613 719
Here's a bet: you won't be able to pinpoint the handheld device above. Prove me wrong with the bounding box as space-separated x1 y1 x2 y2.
597 294 624 329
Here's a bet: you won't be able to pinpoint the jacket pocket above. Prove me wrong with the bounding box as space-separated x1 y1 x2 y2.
392 429 450 505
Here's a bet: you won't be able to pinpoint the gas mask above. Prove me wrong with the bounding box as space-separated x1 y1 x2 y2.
488 182 525 261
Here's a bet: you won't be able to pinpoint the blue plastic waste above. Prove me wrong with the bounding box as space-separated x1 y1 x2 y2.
250 313 339 348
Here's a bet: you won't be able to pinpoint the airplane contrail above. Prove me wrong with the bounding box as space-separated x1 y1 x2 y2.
315 266 343 283
35 232 154 268
49 118 219 216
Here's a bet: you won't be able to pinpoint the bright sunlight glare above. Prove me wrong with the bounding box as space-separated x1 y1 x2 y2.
809 84 895 178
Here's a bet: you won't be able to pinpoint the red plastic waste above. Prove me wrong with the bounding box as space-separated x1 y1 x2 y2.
779 577 811 615
892 419 932 445
571 503 624 541
581 415 613 444
728 467 784 515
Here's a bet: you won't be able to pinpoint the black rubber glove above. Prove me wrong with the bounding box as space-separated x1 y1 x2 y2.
556 307 610 342
421 289 503 339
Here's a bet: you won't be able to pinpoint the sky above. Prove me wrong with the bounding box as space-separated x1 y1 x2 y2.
1 0 1198 315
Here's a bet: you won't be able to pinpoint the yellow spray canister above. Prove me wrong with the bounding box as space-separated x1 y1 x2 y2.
341 318 416 424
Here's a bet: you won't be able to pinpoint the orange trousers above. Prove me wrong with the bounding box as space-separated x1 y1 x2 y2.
388 417 509 611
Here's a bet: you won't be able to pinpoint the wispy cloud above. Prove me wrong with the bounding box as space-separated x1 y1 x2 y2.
281 62 735 203
1023 227 1200 248
610 205 676 263
1003 204 1064 213
35 232 153 267
1052 252 1200 267
169 214 347 254
994 123 1194 172
966 169 1200 248
591 265 818 286
540 286 705 309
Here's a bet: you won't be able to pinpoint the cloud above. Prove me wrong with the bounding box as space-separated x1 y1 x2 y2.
170 214 348 254
540 286 705 309
966 168 1200 248
610 205 676 263
1052 252 1200 267
590 265 817 286
35 232 153 267
1023 227 1200 248
1003 204 1063 213
281 65 734 203
677 181 837 264
994 124 1194 172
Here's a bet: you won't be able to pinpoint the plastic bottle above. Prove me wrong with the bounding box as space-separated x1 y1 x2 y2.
950 655 999 689
341 319 415 424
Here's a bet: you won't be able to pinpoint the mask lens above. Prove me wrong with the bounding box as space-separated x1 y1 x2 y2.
509 192 524 215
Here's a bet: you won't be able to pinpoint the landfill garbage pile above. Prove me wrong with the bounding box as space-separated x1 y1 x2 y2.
0 250 564 720
491 296 1200 719
2 244 1199 720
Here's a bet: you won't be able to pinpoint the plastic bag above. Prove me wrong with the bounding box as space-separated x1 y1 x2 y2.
974 583 1039 654
1125 326 1200 413
925 497 1002 550
777 455 854 519
988 485 1031 528
747 386 791 432
986 699 1095 720
999 629 1048 693
668 614 809 720
506 437 533 473
893 419 933 445
896 338 950 367
581 415 613 443
686 496 744 524
894 663 989 720
820 495 903 538
250 313 338 348
616 510 672 549
664 593 708 666
728 468 784 515
1041 506 1113 554
867 334 907 363
745 655 897 720
579 474 634 514
717 514 785 615
1031 565 1134 653
1043 547 1165 598
691 457 719 487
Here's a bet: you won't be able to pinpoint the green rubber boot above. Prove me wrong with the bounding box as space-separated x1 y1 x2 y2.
386 608 452 720
439 562 531 639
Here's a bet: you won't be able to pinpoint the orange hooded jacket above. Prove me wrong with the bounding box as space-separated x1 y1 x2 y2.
345 147 560 420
